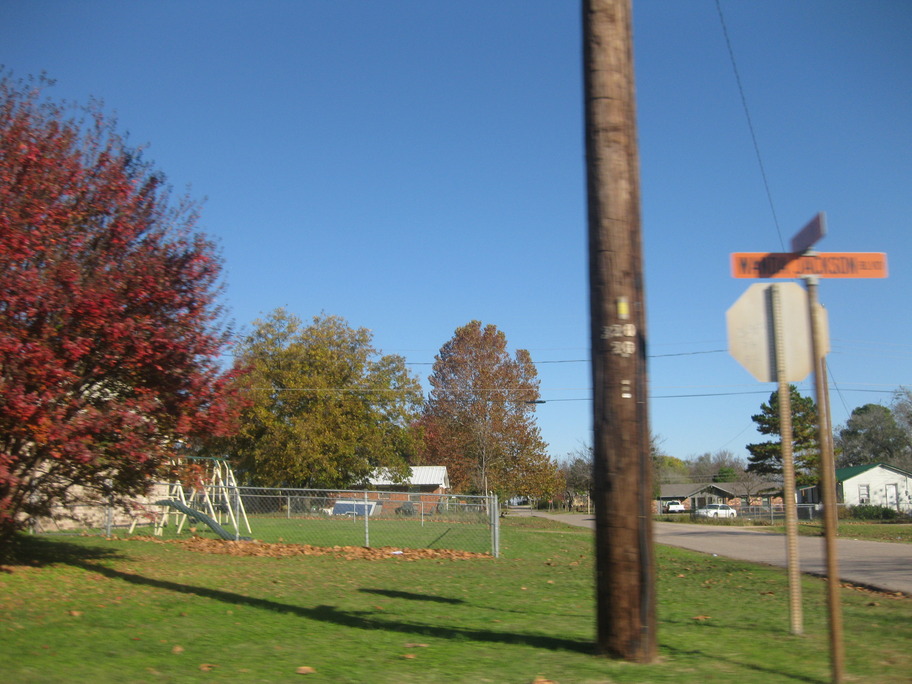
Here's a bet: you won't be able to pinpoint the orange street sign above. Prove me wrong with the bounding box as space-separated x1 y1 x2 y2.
731 252 888 279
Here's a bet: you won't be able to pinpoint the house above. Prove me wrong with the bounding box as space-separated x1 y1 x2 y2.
657 480 780 513
368 466 450 495
31 480 172 534
833 463 912 512
360 466 452 516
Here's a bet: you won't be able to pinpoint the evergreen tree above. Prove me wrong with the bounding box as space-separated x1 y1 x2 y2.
746 385 819 487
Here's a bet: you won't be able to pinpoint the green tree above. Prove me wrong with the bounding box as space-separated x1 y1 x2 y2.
713 466 738 483
890 388 912 462
650 434 689 496
653 454 690 483
746 385 819 487
688 449 744 483
835 403 911 470
226 309 422 488
420 320 555 497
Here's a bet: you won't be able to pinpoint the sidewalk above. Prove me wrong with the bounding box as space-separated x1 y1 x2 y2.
526 511 912 595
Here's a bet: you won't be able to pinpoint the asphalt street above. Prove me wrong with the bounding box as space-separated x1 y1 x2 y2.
528 512 912 595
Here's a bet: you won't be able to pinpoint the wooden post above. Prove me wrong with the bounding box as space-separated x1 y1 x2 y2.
584 0 657 662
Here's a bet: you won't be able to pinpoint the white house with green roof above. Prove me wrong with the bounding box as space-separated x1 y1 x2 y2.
833 463 912 512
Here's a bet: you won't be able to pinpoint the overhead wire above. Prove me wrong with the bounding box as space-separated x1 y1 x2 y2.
710 1 904 427
714 0 785 250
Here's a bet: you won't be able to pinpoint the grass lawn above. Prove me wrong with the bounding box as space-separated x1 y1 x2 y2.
657 514 912 544
1 516 910 683
772 521 912 544
57 507 496 556
111 514 495 555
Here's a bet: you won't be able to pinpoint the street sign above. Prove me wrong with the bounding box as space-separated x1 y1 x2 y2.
731 252 888 279
790 213 827 253
726 282 827 382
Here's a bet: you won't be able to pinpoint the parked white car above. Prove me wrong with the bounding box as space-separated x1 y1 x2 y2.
664 500 685 513
694 503 737 519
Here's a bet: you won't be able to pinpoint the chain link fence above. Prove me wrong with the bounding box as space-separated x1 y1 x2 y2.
30 486 501 557
736 503 822 522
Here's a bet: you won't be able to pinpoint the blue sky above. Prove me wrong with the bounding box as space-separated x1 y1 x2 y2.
3 1 910 463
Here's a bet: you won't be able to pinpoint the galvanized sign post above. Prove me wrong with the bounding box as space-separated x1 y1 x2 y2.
727 281 817 636
728 212 888 683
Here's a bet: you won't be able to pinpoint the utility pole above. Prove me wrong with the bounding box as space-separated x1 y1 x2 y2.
584 0 657 662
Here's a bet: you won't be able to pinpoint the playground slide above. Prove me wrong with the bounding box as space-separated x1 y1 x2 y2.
156 499 251 541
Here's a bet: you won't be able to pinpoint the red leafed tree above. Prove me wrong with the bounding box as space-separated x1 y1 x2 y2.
0 73 241 547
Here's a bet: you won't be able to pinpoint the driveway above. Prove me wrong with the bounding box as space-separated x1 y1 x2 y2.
527 511 912 595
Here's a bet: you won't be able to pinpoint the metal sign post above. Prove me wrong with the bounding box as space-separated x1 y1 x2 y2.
769 284 803 636
727 282 813 635
805 277 845 684
729 212 887 683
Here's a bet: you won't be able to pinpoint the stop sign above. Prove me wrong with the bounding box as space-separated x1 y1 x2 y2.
726 282 827 382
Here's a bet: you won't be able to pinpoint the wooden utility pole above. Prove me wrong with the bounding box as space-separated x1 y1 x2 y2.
584 0 657 662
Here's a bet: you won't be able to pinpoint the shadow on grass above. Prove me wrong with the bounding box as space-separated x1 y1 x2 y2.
359 588 465 604
1 534 124 570
424 527 456 549
51 552 593 655
661 644 823 683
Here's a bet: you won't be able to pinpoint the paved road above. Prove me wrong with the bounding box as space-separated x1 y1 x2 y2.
528 512 912 595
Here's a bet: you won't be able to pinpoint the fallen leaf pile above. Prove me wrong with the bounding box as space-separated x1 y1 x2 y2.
134 536 491 561
838 580 908 599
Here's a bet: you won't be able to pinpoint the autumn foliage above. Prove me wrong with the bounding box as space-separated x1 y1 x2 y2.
0 73 241 545
420 321 560 498
224 309 422 488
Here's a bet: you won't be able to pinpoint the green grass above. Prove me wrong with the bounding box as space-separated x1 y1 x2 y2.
1 516 910 683
71 511 495 555
657 514 912 544
762 521 912 543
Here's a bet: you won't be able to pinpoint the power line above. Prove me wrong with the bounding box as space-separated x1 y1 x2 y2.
650 349 726 358
715 0 785 250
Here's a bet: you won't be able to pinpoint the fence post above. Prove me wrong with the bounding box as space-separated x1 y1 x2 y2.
363 490 370 548
491 494 500 558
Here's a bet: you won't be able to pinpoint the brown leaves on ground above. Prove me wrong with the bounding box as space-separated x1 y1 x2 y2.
142 536 490 561
838 580 908 600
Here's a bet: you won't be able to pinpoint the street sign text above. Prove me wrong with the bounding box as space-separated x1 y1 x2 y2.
731 252 888 279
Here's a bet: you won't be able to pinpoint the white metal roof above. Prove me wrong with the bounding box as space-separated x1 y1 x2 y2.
369 466 450 489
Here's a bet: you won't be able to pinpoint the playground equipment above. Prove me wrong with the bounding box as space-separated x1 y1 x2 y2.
156 499 251 541
152 456 252 540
